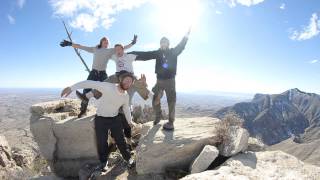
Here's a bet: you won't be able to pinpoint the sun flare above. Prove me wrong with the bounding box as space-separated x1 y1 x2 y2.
152 0 202 36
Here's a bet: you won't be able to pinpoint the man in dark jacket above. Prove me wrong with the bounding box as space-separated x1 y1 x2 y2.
129 29 190 130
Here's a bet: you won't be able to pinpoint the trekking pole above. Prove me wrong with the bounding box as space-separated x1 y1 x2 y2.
62 21 90 73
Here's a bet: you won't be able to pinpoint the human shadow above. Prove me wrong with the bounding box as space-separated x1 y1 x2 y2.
142 124 161 145
162 128 174 142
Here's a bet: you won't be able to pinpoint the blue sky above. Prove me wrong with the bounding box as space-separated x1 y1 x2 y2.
1 0 320 94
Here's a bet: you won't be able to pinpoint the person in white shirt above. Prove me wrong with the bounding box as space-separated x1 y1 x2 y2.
107 44 152 104
96 44 154 150
60 72 137 171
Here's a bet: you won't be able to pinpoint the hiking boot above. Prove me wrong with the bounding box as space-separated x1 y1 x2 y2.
78 100 88 118
78 111 86 118
76 90 88 102
163 121 174 131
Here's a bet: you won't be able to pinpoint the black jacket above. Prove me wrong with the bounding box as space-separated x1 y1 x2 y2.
129 36 188 80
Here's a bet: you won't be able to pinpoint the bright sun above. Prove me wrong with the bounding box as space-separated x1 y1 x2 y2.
152 0 202 36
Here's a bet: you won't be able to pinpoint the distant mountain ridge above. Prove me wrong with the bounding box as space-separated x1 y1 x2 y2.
213 88 320 145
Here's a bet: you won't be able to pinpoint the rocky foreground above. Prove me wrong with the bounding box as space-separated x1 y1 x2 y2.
182 151 320 180
2 98 319 179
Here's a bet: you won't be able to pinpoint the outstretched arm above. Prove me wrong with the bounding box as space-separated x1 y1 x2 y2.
129 50 158 61
124 35 138 50
73 44 95 53
60 40 95 53
173 28 191 56
61 80 111 97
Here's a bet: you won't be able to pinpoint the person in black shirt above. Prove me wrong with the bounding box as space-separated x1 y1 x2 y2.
129 29 190 130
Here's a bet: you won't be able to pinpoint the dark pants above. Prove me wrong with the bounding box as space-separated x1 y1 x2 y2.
83 69 108 95
94 115 131 163
152 78 176 122
119 113 131 138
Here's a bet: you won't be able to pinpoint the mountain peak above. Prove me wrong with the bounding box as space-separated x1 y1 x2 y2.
284 88 315 98
290 88 305 94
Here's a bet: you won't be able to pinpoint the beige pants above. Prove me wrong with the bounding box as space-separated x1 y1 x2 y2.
152 78 176 122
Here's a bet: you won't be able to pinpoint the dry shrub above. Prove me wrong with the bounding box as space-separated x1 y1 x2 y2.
216 112 244 144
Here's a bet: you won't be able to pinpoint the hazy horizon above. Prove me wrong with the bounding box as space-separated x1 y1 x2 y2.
0 87 258 98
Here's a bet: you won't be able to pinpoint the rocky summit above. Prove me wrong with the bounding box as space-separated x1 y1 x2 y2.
136 117 221 175
28 99 320 180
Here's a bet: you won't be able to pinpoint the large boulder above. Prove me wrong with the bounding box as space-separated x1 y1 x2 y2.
218 126 249 156
30 99 143 178
247 137 266 152
136 117 222 175
190 145 219 174
30 99 98 178
181 151 320 180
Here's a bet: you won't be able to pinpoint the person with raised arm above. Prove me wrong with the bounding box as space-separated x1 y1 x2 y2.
60 72 137 171
59 35 137 118
129 29 191 131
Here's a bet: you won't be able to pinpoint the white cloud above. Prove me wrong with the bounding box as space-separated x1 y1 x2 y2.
280 3 285 10
49 0 148 32
226 0 265 7
7 14 15 24
17 0 26 8
290 13 320 41
70 13 99 32
49 0 265 32
309 59 318 64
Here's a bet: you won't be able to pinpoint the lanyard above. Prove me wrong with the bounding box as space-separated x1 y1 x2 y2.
162 53 169 69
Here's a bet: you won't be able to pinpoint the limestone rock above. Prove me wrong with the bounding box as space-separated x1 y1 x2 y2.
247 137 266 152
218 126 249 156
190 145 219 174
136 117 221 175
30 99 98 178
181 151 320 180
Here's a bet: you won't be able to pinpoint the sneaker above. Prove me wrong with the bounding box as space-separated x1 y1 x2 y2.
76 90 89 102
78 110 86 118
78 100 88 118
163 121 174 131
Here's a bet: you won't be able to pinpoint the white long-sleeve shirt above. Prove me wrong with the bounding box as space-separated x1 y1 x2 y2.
70 81 132 124
111 53 137 73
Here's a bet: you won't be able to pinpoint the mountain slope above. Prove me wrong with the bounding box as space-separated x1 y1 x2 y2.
213 88 320 145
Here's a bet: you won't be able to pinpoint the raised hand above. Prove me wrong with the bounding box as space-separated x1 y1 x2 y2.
60 40 72 47
61 87 72 97
131 35 138 45
139 74 147 87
